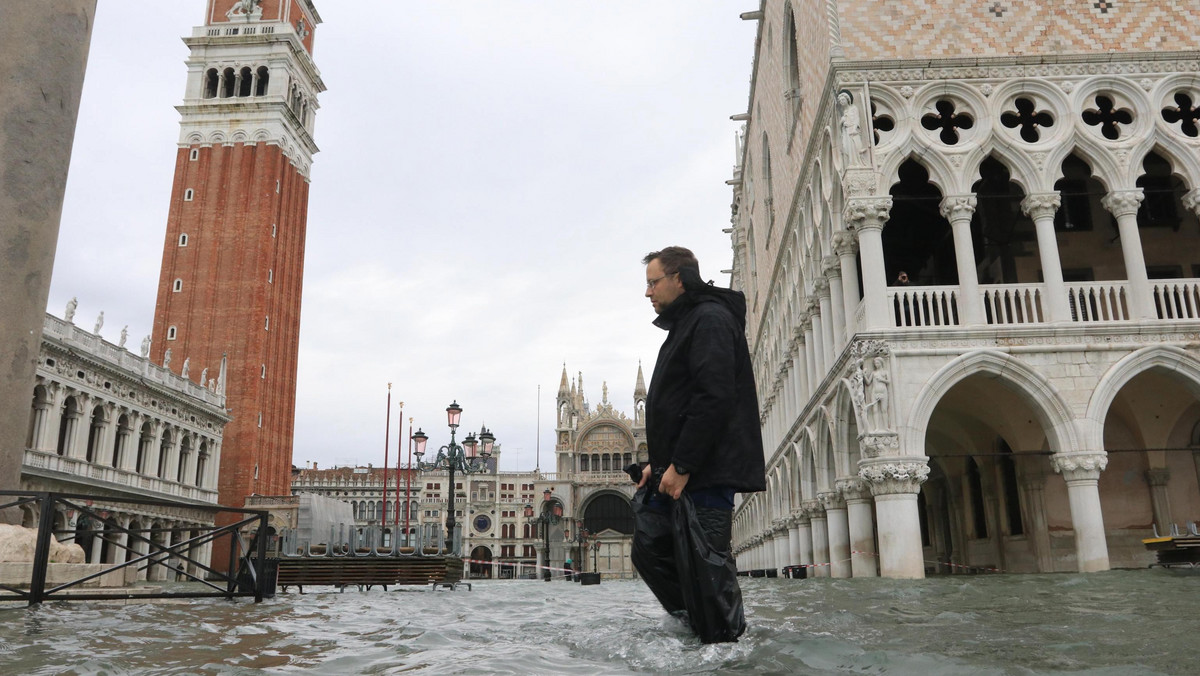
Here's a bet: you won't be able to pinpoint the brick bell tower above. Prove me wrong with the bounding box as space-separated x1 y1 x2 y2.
152 0 324 512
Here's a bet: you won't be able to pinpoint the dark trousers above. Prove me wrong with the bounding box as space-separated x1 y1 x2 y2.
631 502 733 615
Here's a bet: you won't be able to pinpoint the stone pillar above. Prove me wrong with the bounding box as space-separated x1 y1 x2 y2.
816 280 836 369
822 491 852 578
65 394 90 460
805 500 829 578
844 197 893 330
1020 472 1054 573
834 232 861 335
1021 193 1070 322
1145 468 1173 536
940 196 983 325
810 302 826 379
824 256 846 350
840 477 878 577
786 516 801 568
774 524 789 573
790 334 808 408
1192 451 1200 505
794 512 814 569
860 458 929 578
802 318 817 393
1051 452 1111 572
1101 190 1155 319
0 2 97 516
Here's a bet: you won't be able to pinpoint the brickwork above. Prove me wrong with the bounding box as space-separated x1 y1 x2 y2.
152 142 308 506
836 0 1200 61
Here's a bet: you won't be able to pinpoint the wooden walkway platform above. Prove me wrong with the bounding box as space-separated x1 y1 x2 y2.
275 556 464 592
1142 535 1200 568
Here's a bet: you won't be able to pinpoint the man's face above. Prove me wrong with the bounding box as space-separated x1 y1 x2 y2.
645 258 684 314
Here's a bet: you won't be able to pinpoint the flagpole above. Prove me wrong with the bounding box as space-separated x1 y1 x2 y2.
394 401 404 527
535 384 540 473
382 383 391 524
404 416 414 543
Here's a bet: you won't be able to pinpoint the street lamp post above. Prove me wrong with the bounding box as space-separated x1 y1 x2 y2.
412 401 495 553
524 488 562 582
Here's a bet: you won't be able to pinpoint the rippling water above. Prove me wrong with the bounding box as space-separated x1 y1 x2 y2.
1 570 1197 675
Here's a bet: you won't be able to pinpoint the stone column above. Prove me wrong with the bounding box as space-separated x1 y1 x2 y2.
1192 451 1200 506
805 500 829 578
1101 189 1155 319
794 511 814 570
840 477 878 577
810 300 826 379
1021 193 1070 322
860 458 929 579
816 279 836 368
0 2 97 515
940 196 983 325
822 491 851 578
65 393 90 460
1051 452 1111 572
786 516 801 568
802 317 817 394
1020 472 1054 573
834 232 861 334
1145 468 1173 536
824 256 846 350
844 197 893 330
774 523 789 573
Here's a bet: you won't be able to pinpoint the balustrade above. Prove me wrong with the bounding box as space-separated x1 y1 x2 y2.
1152 279 1200 320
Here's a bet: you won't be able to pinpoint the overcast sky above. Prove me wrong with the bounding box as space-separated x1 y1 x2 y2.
48 2 757 472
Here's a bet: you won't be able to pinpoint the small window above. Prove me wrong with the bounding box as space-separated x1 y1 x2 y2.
184 188 194 201
173 279 183 292
264 315 269 331
189 148 199 161
271 224 276 237
167 326 177 340
261 364 266 378
257 413 262 428
275 180 280 193
178 233 188 246
268 269 273 283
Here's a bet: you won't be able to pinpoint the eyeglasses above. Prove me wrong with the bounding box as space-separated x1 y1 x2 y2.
646 273 675 290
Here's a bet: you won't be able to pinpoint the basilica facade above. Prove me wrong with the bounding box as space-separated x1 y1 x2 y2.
729 1 1200 578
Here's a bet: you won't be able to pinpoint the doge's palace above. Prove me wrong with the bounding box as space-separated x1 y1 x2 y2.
729 1 1200 578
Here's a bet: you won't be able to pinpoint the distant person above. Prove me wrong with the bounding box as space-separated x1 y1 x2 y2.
631 246 765 643
894 270 910 286
894 271 912 325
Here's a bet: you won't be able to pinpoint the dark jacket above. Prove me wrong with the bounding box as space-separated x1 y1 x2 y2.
645 267 766 494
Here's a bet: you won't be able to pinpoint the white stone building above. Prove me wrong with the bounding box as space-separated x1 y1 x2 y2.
20 310 229 580
728 1 1200 579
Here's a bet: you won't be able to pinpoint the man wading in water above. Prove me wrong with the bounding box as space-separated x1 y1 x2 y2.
631 246 766 643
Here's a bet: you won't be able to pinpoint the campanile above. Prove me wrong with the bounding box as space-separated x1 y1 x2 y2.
152 0 324 508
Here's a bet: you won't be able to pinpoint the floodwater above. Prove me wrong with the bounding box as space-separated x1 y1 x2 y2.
1 570 1198 675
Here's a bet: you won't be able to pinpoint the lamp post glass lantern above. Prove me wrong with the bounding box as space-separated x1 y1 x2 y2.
412 401 494 553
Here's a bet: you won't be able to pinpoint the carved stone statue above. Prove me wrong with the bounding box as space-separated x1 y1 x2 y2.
118 325 128 348
864 356 891 432
226 0 263 20
163 348 172 369
140 335 151 357
841 359 867 429
837 91 868 168
181 358 190 378
200 367 208 385
93 311 104 335
64 297 78 322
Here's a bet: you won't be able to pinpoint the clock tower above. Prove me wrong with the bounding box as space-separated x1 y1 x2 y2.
151 0 324 513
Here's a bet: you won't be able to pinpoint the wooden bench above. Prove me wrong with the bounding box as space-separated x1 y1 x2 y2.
275 556 464 593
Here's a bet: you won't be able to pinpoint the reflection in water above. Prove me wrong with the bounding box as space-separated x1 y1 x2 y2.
1 570 1197 675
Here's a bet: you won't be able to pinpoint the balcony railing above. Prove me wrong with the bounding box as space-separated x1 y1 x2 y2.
889 287 960 327
1153 280 1200 320
1066 282 1130 322
24 450 218 504
982 284 1044 325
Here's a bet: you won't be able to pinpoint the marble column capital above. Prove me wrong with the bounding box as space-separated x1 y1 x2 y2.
939 194 977 222
844 196 892 230
1050 451 1108 482
1145 467 1171 487
801 499 824 519
822 255 842 279
836 477 871 502
813 277 830 299
1021 192 1062 220
819 491 846 511
1100 189 1144 218
787 511 810 527
832 230 859 256
1182 188 1200 217
859 457 929 496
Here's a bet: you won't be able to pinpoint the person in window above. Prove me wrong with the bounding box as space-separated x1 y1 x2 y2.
894 270 911 286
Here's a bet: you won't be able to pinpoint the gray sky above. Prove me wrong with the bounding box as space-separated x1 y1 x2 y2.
49 2 756 472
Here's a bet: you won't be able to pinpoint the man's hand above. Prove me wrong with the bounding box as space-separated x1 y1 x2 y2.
636 464 651 488
658 464 690 499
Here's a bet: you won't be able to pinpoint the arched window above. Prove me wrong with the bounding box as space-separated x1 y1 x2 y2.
203 68 218 99
255 66 270 96
196 442 208 487
580 455 589 471
112 414 129 469
220 68 236 98
85 405 105 463
238 66 253 97
167 326 177 340
178 233 188 246
582 494 635 535
173 279 183 293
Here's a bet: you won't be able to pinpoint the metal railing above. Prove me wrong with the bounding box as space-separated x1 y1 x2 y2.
0 491 270 606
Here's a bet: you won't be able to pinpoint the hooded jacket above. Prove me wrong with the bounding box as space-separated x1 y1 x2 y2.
645 266 766 494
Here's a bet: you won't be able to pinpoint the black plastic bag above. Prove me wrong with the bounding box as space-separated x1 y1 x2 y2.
631 477 746 644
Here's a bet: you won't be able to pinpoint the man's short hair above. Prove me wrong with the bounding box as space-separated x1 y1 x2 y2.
642 247 699 275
